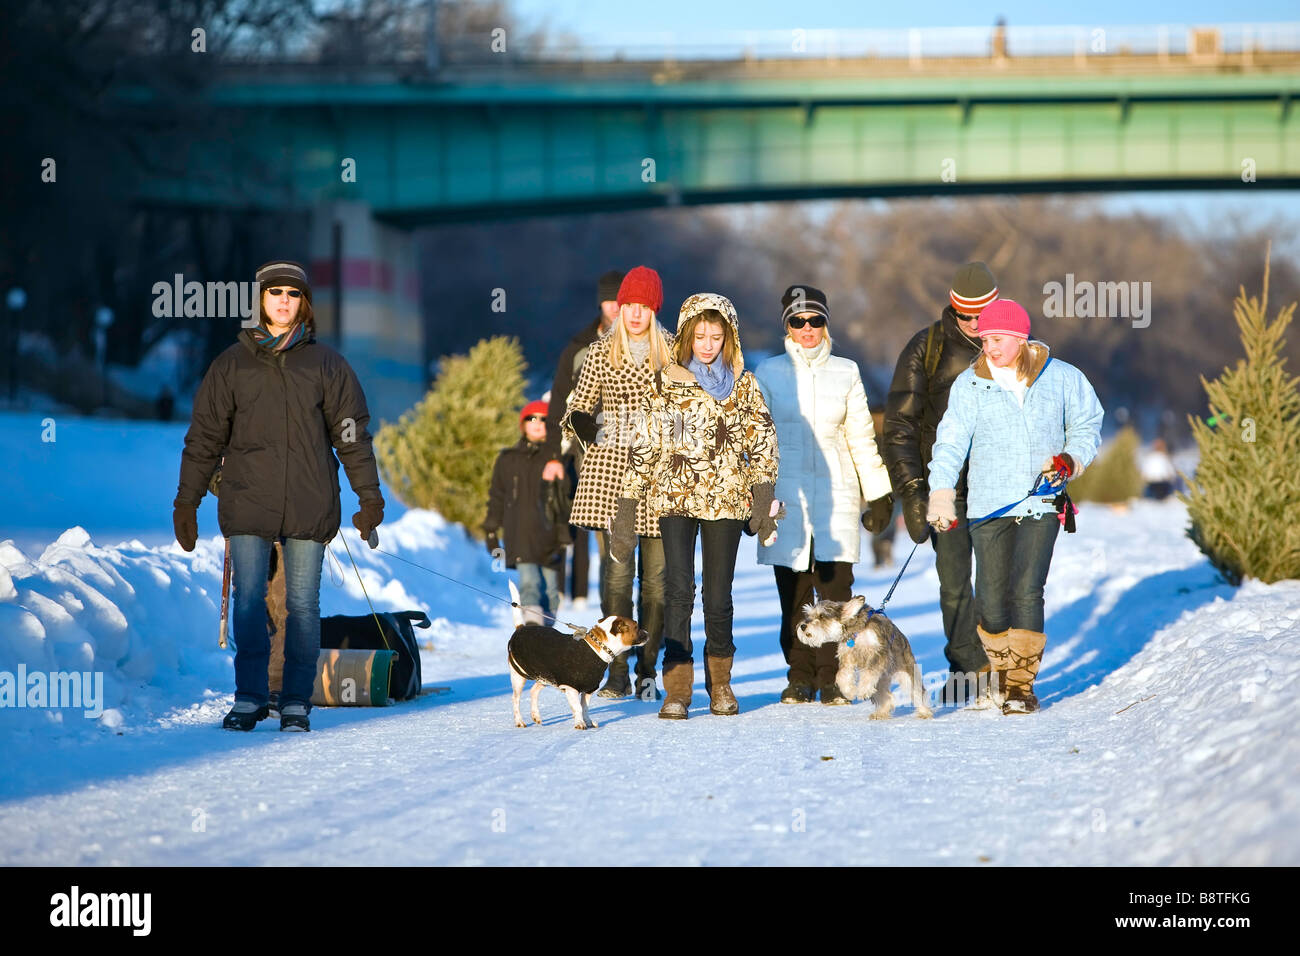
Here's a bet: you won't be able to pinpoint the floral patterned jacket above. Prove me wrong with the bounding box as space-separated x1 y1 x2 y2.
623 294 779 522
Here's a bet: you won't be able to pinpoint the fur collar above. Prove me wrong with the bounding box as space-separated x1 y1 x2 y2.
973 340 1051 383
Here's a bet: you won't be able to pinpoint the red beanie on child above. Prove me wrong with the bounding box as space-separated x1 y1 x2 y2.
520 399 548 426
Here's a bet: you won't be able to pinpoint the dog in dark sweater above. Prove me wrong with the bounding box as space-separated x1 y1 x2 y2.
508 615 646 729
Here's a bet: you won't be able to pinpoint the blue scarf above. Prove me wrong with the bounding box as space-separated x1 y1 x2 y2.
688 355 735 401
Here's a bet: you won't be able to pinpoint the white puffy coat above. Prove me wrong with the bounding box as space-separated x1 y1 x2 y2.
754 337 893 570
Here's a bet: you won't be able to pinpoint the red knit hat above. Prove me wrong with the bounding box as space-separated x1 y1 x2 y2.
617 266 663 313
519 399 548 426
976 299 1031 340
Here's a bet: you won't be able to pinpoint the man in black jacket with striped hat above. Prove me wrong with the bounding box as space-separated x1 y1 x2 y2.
881 261 998 705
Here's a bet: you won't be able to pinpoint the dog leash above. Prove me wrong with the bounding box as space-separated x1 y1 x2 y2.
366 544 589 635
848 475 1064 643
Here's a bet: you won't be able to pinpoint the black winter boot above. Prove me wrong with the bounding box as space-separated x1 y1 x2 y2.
222 701 269 731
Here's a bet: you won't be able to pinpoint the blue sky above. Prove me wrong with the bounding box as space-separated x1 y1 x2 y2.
513 1 1298 37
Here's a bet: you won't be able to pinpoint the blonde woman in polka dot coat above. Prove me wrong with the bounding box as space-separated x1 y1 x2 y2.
560 266 675 699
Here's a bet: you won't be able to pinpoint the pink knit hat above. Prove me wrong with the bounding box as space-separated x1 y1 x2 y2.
977 299 1031 339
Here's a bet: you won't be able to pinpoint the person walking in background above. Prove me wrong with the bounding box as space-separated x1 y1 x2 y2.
617 293 779 719
484 399 571 626
881 261 999 706
561 266 674 700
173 261 384 733
543 269 624 610
754 285 894 705
927 299 1103 715
1140 437 1178 500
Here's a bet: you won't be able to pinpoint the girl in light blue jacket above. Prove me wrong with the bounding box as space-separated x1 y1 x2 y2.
927 299 1103 715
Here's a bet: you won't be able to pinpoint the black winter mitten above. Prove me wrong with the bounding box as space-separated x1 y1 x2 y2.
570 411 599 445
609 498 638 565
861 493 895 534
900 478 930 545
747 482 779 542
173 504 198 552
352 498 385 539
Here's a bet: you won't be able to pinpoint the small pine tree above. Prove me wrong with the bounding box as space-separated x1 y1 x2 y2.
1067 425 1144 503
1181 254 1300 585
374 336 528 535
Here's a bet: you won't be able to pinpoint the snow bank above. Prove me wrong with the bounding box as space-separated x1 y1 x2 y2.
0 511 501 740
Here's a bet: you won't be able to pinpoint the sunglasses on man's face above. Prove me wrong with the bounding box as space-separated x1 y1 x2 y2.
265 288 302 298
523 415 546 423
787 315 826 329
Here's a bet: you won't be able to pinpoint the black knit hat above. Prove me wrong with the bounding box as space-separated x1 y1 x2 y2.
781 284 829 324
597 269 625 307
256 260 312 303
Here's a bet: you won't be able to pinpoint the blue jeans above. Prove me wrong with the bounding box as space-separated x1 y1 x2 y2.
658 516 744 664
516 562 560 619
230 535 324 710
969 514 1060 633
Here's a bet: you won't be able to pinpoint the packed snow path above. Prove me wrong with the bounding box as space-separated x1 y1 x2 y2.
1 413 1297 865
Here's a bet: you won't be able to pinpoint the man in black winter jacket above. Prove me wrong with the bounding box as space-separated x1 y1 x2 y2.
881 262 998 702
542 269 623 606
173 261 384 732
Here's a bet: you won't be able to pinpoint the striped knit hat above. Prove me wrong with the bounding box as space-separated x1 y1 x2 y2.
256 260 312 302
949 261 997 316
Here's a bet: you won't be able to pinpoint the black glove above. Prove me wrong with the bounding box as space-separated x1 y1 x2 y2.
351 498 385 539
747 482 779 542
609 497 638 564
484 532 500 556
899 478 930 545
173 504 198 552
570 411 599 445
861 493 894 534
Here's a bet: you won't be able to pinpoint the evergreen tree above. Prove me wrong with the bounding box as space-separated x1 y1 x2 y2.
375 336 528 534
1181 256 1300 585
1068 425 1144 503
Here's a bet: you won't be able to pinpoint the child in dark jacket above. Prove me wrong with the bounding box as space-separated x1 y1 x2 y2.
484 400 571 625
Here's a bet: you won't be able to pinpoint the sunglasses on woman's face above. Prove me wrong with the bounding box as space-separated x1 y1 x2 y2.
265 288 302 298
787 315 826 329
523 415 546 423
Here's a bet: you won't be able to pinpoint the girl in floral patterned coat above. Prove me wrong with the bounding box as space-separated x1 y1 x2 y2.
614 292 779 719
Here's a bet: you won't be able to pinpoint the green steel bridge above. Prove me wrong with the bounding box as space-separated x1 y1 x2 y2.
138 23 1300 224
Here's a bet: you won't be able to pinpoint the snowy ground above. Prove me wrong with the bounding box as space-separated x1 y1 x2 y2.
1 410 1297 866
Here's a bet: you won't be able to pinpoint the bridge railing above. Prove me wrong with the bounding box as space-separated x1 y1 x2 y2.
456 21 1300 65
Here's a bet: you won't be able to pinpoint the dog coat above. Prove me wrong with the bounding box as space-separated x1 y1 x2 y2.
508 627 608 694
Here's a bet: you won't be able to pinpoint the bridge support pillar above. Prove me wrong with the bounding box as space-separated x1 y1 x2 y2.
308 200 424 426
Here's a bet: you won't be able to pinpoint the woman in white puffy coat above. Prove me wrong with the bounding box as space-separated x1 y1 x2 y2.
754 284 895 704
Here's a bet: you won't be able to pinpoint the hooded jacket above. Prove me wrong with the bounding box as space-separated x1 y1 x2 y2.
929 342 1104 520
623 293 778 522
753 334 892 569
175 327 382 543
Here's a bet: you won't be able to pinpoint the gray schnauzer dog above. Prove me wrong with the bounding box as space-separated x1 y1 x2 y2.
795 595 933 720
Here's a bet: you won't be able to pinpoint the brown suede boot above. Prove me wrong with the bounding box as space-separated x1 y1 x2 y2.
704 655 739 716
976 624 1012 709
1001 629 1047 715
659 661 694 720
